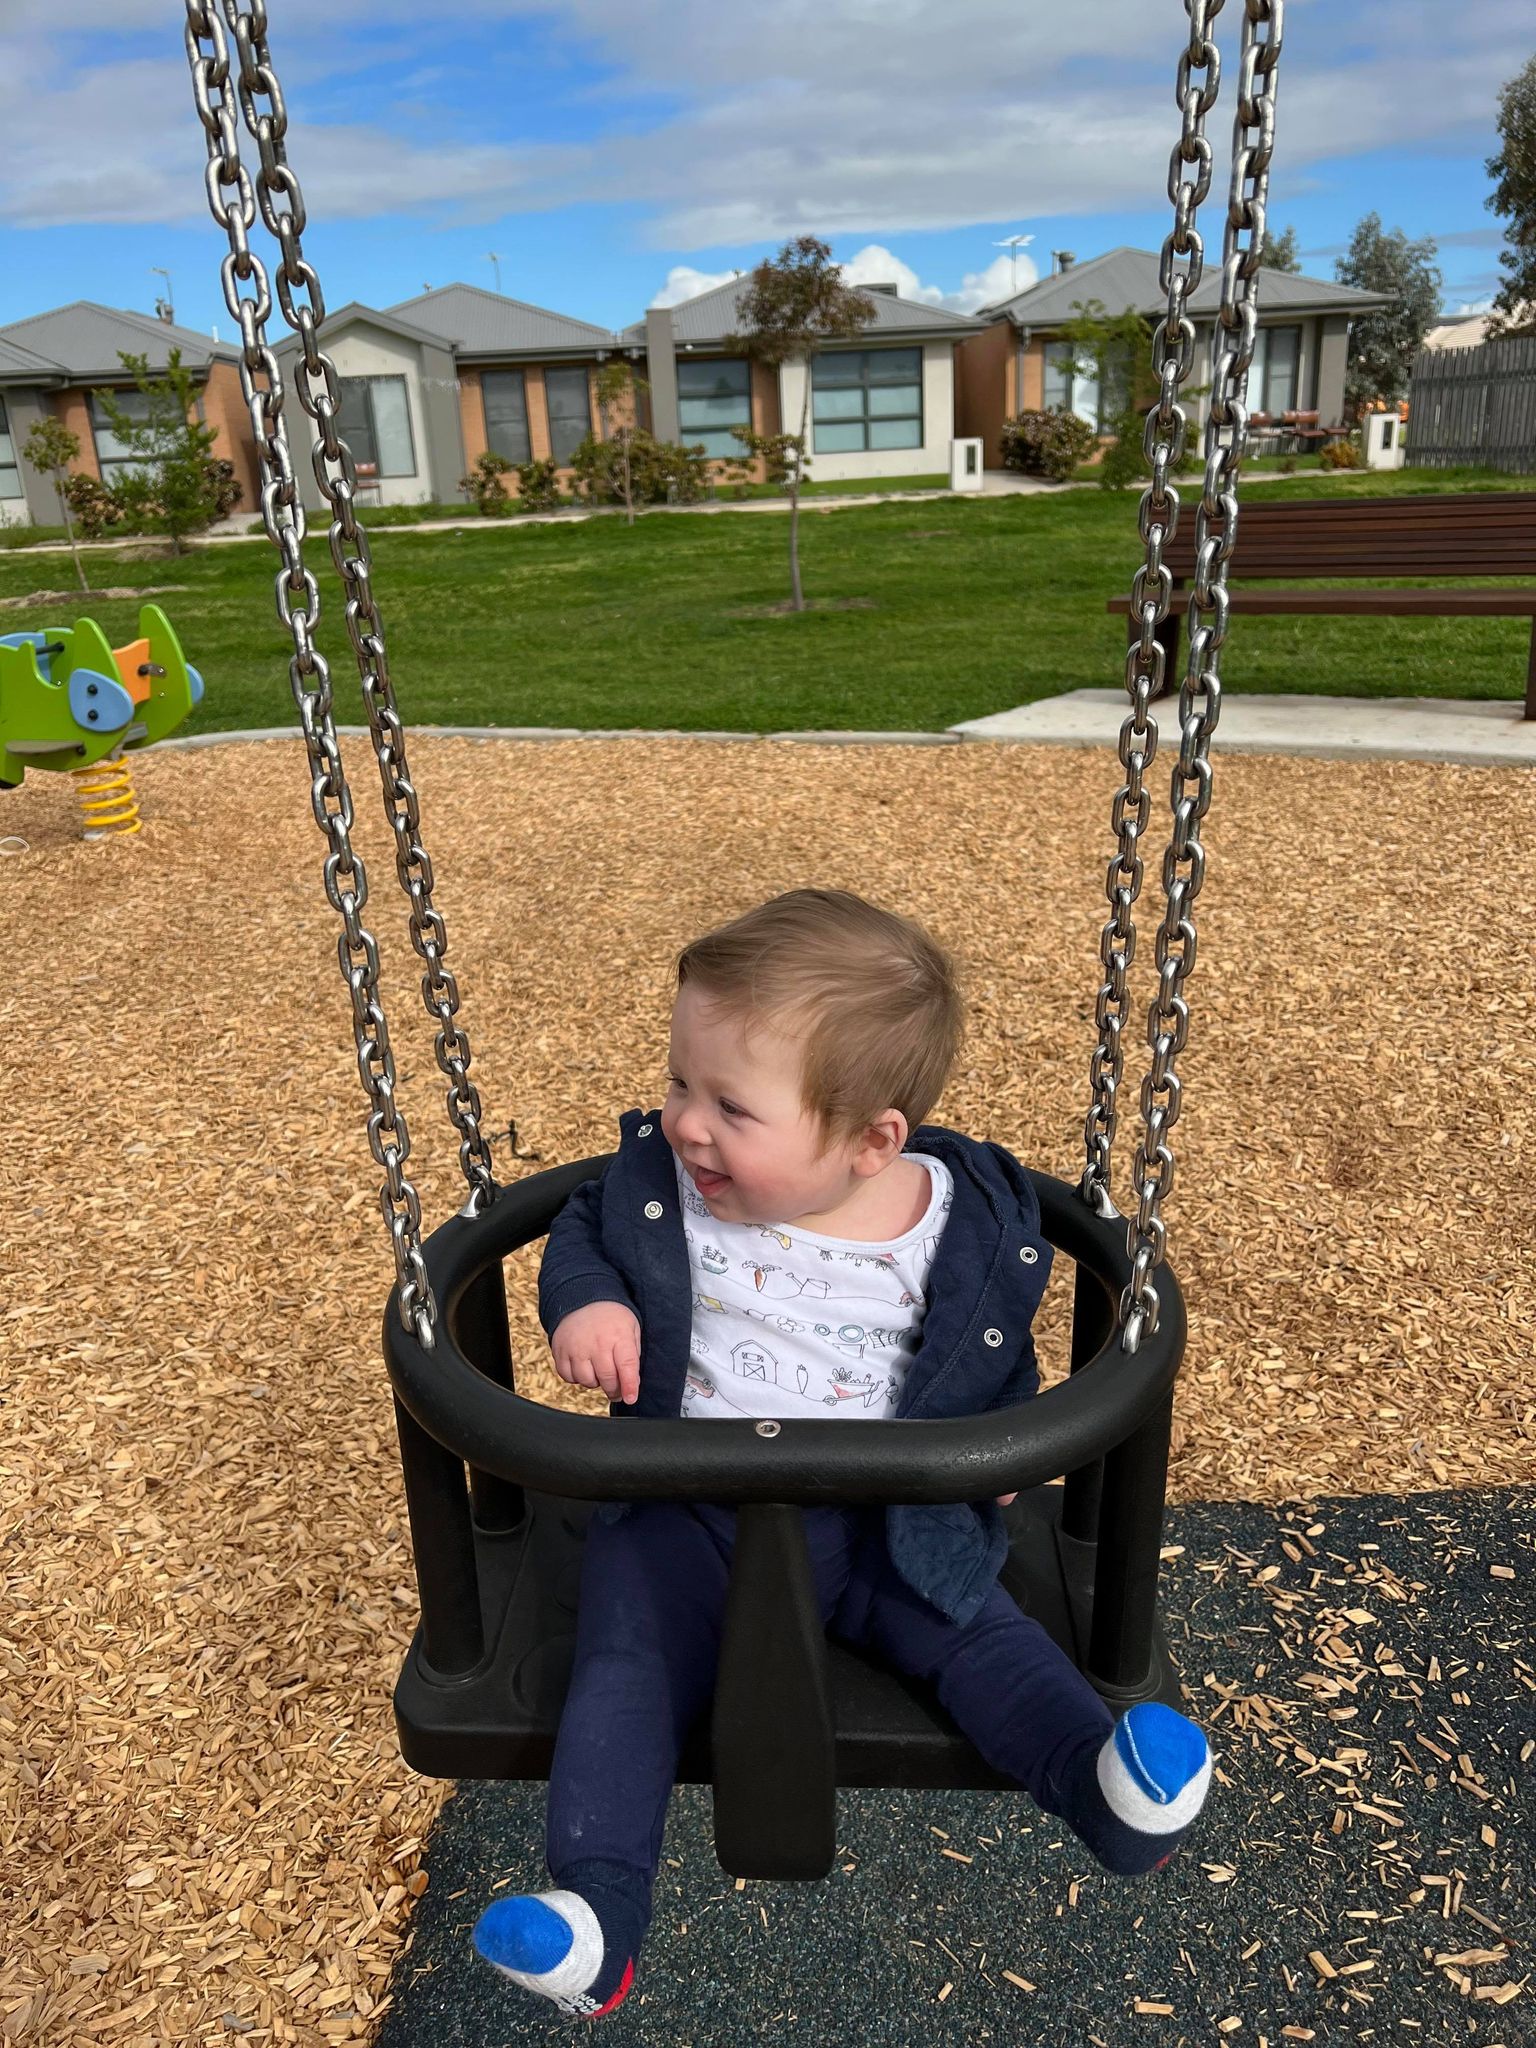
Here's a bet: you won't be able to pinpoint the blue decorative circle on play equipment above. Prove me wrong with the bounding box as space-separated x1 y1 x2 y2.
186 663 206 706
68 668 134 732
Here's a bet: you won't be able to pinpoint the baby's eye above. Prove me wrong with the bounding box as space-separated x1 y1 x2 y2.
719 1099 743 1118
666 1075 685 1092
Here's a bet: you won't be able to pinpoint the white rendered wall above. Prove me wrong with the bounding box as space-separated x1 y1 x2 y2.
780 341 957 482
323 326 432 505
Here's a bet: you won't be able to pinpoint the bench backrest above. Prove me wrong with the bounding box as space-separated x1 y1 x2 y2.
1157 491 1536 580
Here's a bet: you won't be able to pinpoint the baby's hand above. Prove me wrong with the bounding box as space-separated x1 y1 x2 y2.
552 1302 642 1407
995 1492 1017 1507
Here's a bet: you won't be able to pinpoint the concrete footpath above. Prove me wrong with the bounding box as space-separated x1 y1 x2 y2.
952 689 1536 768
155 692 1536 769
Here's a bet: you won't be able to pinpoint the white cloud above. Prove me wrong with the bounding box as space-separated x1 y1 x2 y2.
0 0 1529 265
648 264 740 308
651 244 1039 319
1453 297 1496 314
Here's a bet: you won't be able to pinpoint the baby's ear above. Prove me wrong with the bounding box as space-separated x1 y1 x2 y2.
853 1109 909 1175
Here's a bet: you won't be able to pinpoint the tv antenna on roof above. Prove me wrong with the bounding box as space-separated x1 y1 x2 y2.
487 252 503 295
151 266 175 325
993 234 1034 297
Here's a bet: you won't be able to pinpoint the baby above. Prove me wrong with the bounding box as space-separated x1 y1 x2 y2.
473 888 1211 2019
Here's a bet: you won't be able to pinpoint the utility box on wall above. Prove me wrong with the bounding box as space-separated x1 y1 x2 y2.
949 437 984 491
1364 412 1406 470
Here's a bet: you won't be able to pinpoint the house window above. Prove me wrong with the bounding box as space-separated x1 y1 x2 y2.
0 396 21 499
337 375 417 478
676 357 752 458
89 387 157 474
544 366 593 467
1251 324 1301 413
812 347 923 453
1042 340 1136 431
482 369 531 466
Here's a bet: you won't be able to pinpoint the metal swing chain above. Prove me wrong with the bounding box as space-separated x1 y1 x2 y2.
1120 0 1285 1353
216 0 498 1221
1082 0 1225 1221
183 2 439 1346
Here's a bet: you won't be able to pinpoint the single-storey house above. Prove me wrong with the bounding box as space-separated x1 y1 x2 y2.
955 248 1396 465
627 275 982 484
270 285 635 511
0 301 255 527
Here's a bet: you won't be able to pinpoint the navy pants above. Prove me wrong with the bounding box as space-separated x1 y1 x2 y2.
547 1503 1181 1947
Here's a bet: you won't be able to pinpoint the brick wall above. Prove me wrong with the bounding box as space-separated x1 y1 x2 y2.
199 360 260 514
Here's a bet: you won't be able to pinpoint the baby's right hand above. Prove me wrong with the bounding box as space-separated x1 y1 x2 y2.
551 1302 643 1407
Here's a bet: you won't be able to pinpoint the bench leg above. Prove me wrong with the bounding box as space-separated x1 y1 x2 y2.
1124 604 1182 703
1526 618 1536 722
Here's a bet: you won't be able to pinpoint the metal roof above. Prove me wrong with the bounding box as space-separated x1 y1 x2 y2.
981 246 1395 325
620 274 983 348
388 284 619 357
0 332 65 384
0 301 236 381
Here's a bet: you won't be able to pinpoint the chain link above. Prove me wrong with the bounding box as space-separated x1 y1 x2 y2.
215 0 499 1218
1082 0 1225 1220
183 2 436 1345
1119 0 1284 1352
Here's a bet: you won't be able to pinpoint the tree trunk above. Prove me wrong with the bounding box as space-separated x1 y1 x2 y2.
788 361 811 611
57 480 88 593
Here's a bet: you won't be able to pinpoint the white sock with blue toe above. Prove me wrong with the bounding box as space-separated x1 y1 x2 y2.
1097 1701 1212 1840
473 1890 634 2020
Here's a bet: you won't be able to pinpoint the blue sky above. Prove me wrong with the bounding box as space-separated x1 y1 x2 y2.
0 1 1528 340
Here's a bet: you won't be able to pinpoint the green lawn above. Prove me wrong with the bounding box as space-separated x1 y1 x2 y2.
2 468 1529 734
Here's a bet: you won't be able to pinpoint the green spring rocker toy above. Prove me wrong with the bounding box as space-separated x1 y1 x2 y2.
0 602 206 836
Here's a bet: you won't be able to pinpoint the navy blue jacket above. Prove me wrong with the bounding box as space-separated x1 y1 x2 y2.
538 1111 1054 1626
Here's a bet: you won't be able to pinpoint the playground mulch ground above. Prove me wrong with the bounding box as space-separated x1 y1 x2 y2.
381 1486 1536 2048
3 733 1533 2046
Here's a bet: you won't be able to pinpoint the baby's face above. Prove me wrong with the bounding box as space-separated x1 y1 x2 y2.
661 982 856 1227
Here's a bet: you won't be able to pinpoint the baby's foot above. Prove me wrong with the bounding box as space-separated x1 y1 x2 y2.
1097 1700 1212 1846
473 1890 634 2020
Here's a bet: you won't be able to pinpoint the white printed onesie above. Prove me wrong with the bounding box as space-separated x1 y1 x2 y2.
675 1152 954 1421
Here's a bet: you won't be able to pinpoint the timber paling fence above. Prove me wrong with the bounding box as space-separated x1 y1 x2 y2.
1407 333 1536 473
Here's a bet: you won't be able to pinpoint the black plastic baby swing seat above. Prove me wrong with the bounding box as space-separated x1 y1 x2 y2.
384 1155 1187 1882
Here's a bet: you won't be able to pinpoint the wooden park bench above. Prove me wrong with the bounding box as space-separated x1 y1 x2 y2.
1107 491 1536 719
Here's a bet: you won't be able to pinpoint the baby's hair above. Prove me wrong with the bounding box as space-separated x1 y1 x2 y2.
675 888 963 1144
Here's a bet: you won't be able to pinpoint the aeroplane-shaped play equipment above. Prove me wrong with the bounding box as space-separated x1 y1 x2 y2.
0 603 205 837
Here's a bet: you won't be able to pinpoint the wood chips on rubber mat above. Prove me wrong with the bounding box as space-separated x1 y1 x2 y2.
3 735 1532 2045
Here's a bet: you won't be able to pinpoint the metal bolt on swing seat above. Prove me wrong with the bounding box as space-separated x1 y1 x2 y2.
755 1421 782 1439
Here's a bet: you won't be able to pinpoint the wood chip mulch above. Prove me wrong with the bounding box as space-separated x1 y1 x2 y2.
3 734 1532 2046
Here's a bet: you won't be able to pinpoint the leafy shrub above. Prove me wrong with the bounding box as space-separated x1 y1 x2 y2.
60 473 125 540
1277 454 1299 475
203 455 242 521
1318 435 1362 471
999 408 1097 483
461 450 516 515
569 431 712 507
514 457 562 511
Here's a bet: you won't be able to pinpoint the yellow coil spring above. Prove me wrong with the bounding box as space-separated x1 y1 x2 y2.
71 756 141 838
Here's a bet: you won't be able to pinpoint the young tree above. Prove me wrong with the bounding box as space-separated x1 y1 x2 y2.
593 359 649 525
1335 213 1442 412
91 349 225 554
731 236 876 611
22 415 89 591
1260 224 1303 273
1485 54 1536 336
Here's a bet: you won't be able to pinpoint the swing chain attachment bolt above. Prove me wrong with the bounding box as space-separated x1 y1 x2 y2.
755 1421 782 1439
